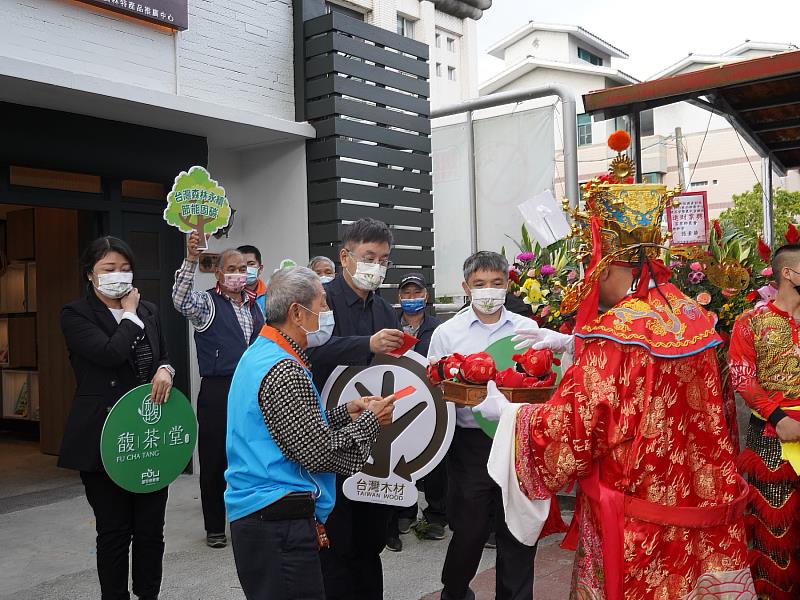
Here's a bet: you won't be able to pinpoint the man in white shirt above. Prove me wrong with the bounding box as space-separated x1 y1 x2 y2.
428 251 537 600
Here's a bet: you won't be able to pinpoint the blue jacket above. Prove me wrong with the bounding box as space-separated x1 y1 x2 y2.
224 334 336 523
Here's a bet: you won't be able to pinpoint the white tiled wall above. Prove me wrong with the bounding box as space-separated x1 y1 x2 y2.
0 0 296 120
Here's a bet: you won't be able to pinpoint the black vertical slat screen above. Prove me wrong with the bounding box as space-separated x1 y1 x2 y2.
302 12 434 288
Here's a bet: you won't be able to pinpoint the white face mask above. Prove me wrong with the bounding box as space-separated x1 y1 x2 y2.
348 261 387 291
470 287 506 315
319 275 335 285
299 306 335 348
95 271 133 300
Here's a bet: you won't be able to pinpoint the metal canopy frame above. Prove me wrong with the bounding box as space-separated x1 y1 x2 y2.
582 49 800 245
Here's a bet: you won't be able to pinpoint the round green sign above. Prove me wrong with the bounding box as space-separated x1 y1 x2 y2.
101 384 197 493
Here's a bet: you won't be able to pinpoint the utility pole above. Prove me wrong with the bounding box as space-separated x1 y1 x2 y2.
675 127 688 190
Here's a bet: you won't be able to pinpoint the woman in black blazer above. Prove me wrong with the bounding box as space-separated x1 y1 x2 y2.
59 236 175 600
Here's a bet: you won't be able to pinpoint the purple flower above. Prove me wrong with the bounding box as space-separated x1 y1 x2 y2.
540 264 556 277
516 252 535 262
688 271 705 285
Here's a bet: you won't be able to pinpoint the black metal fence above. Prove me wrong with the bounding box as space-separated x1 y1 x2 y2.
299 11 433 287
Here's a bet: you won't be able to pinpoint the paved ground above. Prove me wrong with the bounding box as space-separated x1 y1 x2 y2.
0 438 573 600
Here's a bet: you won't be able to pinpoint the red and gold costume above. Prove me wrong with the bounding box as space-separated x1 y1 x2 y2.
500 135 755 599
729 302 800 600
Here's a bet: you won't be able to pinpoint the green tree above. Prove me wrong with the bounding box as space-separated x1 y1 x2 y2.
163 166 232 239
720 183 800 244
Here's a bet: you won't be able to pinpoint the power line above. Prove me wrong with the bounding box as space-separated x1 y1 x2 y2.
733 128 762 186
689 108 714 183
564 137 676 163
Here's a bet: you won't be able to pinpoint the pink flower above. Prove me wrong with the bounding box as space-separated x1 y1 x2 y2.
526 269 536 278
688 271 705 284
761 266 773 277
567 270 578 282
690 262 703 272
721 289 736 298
516 252 535 262
541 305 551 317
540 264 556 277
755 284 777 308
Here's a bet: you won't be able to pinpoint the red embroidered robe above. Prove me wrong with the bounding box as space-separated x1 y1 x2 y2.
514 284 754 599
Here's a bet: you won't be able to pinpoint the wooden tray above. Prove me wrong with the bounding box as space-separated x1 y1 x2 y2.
441 380 555 408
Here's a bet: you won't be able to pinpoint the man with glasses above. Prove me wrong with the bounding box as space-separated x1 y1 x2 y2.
308 218 405 600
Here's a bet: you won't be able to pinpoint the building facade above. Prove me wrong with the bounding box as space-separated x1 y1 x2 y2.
0 0 312 454
0 0 449 459
480 25 799 218
325 0 485 107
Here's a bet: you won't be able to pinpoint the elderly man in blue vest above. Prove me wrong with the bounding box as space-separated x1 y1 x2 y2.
225 266 396 600
172 231 265 549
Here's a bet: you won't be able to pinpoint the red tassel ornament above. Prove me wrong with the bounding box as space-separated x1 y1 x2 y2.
758 237 772 263
785 222 799 244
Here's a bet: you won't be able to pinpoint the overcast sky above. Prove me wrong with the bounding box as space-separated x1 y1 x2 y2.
477 0 799 82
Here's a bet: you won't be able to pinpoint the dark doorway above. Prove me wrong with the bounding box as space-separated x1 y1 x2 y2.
0 102 205 457
121 211 189 397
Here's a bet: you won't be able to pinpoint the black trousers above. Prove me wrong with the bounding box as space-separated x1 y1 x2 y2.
442 427 536 600
320 474 391 600
80 471 169 600
197 375 232 534
231 515 325 600
388 458 449 535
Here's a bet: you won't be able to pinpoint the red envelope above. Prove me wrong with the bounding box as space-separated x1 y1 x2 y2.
393 385 417 400
387 332 419 357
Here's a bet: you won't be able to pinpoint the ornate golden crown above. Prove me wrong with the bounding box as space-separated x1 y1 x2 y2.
558 131 681 314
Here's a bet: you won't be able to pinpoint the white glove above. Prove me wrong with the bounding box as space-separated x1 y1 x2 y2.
511 326 575 354
472 381 510 422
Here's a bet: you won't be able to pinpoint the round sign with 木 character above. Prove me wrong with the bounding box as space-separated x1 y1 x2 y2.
321 352 455 507
100 385 197 493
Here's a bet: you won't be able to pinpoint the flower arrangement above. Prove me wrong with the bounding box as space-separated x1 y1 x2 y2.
667 219 789 454
504 225 578 332
668 220 771 336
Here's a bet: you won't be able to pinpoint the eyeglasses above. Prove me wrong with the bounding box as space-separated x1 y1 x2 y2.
348 251 393 269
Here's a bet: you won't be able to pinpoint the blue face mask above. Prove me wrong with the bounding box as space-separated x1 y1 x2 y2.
400 298 426 314
246 265 260 286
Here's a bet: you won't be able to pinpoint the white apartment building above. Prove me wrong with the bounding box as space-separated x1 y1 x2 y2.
325 0 486 107
480 23 800 218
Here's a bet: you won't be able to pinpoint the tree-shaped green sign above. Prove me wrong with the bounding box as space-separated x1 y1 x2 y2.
164 166 232 243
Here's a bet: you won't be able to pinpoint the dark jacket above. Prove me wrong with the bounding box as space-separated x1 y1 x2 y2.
400 311 442 357
194 289 264 377
308 275 400 391
58 287 170 472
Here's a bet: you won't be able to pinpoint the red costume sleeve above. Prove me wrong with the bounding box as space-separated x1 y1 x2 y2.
514 339 647 497
728 313 785 420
